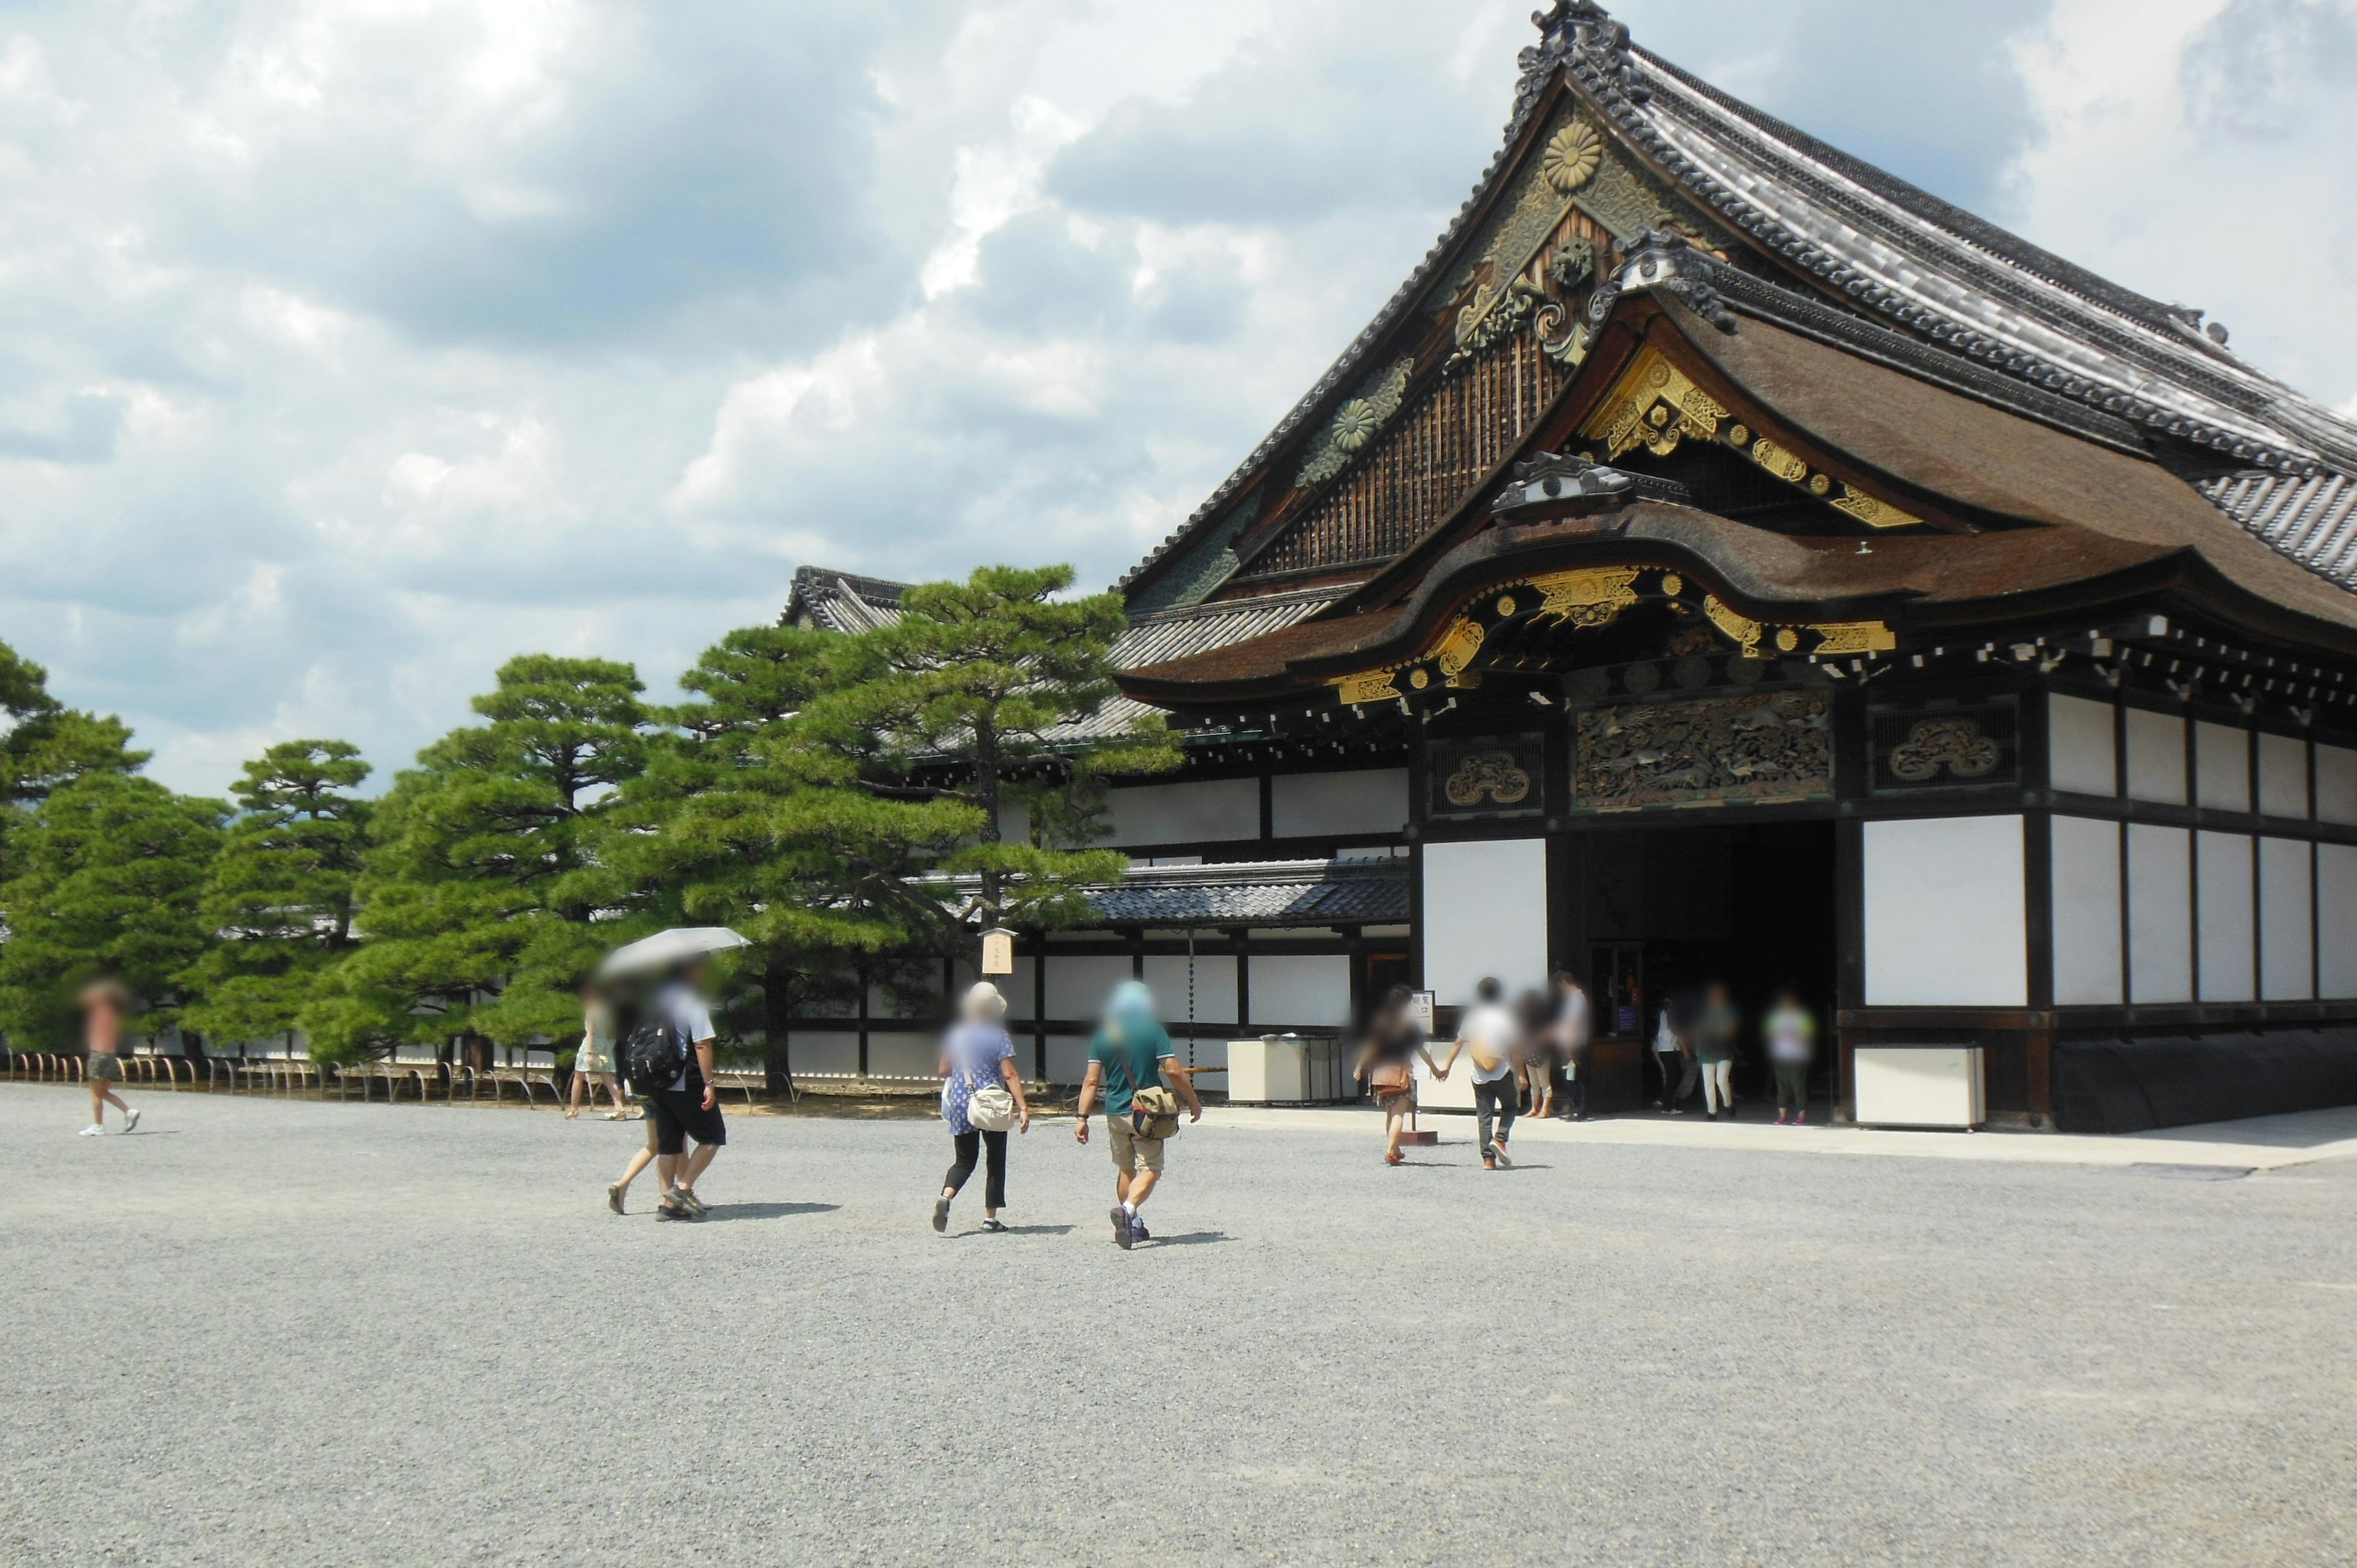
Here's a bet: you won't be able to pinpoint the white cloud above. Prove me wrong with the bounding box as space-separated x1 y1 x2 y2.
1 0 2353 801
2008 0 2357 405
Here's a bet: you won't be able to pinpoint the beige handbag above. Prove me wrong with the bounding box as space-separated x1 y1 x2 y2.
1130 1086 1181 1140
966 1084 1016 1133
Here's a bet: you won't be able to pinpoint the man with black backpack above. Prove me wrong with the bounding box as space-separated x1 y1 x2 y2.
624 957 726 1221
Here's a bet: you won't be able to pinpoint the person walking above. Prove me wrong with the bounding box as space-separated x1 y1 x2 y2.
1766 989 1817 1126
608 1113 659 1214
1438 977 1520 1169
646 957 725 1221
1693 982 1741 1121
568 979 629 1121
77 981 139 1137
1353 984 1441 1166
1074 980 1202 1249
1649 1001 1683 1112
1514 987 1555 1121
934 983 1031 1233
1552 972 1592 1121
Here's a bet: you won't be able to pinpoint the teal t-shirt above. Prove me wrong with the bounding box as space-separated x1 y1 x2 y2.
1091 1018 1174 1116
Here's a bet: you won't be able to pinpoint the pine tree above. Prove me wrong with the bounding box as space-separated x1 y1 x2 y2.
792 563 1181 938
306 656 649 1058
0 639 148 878
181 741 371 1053
0 773 225 1046
594 625 978 1084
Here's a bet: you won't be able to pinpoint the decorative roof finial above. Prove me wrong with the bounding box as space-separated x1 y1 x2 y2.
1527 1 1649 106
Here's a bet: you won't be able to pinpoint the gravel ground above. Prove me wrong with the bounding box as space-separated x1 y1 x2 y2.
4 1086 2355 1567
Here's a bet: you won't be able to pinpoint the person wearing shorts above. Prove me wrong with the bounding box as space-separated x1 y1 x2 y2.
1074 980 1201 1249
79 981 139 1137
568 979 629 1121
649 959 725 1221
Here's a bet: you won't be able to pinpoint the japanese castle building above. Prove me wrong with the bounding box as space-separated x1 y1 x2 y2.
789 2 2357 1132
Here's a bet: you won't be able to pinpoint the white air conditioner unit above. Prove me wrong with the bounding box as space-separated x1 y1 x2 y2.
1854 1046 1984 1130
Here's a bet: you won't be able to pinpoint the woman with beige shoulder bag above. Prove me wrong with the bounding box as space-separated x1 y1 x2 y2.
1355 984 1441 1167
934 982 1030 1234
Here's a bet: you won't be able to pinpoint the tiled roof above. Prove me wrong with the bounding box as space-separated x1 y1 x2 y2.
2200 471 2357 592
1118 0 2357 607
781 566 907 633
1083 857 1409 927
927 857 1409 929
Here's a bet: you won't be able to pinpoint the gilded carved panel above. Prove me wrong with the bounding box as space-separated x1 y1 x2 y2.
1573 690 1833 811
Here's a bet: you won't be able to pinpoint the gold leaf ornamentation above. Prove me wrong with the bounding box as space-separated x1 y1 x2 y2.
1529 566 1643 629
1750 437 1810 485
1887 719 2000 782
1434 618 1487 678
1331 670 1403 706
1445 751 1534 808
1703 595 1765 658
1809 620 1898 655
1830 487 1924 530
1583 347 1725 460
1542 122 1603 195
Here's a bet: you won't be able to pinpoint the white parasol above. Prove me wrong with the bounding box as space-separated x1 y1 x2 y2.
598 926 751 978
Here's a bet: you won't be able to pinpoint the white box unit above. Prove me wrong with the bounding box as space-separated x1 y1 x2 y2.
1853 1046 1985 1130
1225 1036 1352 1104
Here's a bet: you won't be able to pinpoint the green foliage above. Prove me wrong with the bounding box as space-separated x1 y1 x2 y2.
181 741 372 1055
0 639 148 884
594 625 975 1050
792 563 1180 933
305 656 649 1056
0 773 225 1046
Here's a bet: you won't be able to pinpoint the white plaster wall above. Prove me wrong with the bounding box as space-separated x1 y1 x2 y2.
2259 733 2310 819
1045 954 1136 1021
1269 768 1409 839
1142 953 1238 1027
2194 722 2250 812
785 1032 860 1076
1248 955 1353 1029
2048 694 2118 796
1045 1034 1091 1084
2260 837 2315 1002
1421 838 1550 1007
2315 745 2357 826
2125 708 2186 805
2196 832 2255 1003
2051 815 2123 1005
2321 843 2357 1000
952 959 1032 1022
869 982 935 1020
866 1032 938 1079
2128 824 2193 1003
1106 778 1261 847
1863 816 2026 1007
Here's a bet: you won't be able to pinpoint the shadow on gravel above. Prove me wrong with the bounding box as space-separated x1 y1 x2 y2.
1145 1231 1231 1248
951 1224 1074 1238
704 1202 842 1221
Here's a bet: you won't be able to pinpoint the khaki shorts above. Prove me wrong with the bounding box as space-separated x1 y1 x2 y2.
1106 1114 1166 1175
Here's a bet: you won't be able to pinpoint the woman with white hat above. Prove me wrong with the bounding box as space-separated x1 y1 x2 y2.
934 981 1029 1233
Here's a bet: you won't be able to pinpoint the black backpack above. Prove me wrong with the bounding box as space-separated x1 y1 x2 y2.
622 1014 684 1092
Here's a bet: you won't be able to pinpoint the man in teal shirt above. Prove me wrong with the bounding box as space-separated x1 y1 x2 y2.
1074 981 1202 1249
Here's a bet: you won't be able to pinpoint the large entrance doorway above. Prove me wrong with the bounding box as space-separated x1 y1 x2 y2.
1576 821 1839 1113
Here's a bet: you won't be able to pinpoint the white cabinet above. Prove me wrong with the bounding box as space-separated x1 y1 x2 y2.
1854 1046 1985 1129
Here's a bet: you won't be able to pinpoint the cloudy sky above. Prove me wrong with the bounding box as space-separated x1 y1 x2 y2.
3 0 2353 795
